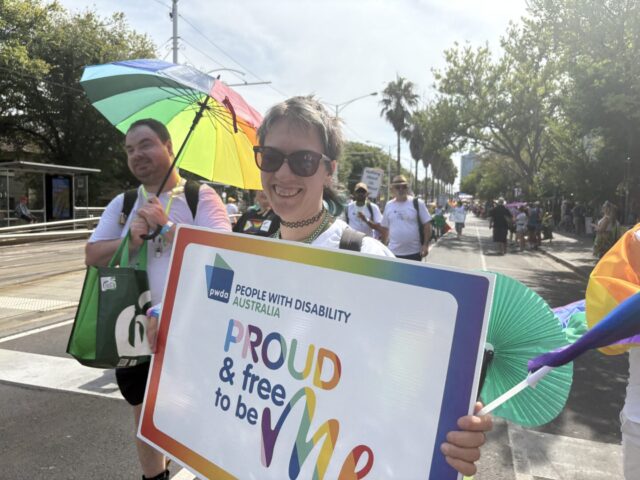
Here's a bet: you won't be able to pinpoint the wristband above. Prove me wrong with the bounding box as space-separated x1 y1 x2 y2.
160 220 174 236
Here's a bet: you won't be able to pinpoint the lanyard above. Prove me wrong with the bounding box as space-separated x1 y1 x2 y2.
139 178 183 255
140 181 180 215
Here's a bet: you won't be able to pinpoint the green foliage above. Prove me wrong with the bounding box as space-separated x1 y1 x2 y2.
339 141 409 201
434 23 560 188
0 0 156 202
527 0 640 206
460 153 521 201
379 75 419 174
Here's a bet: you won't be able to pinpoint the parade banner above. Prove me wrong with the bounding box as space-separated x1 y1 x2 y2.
139 226 494 480
360 167 384 198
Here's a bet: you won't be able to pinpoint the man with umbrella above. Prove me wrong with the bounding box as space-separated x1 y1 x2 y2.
85 118 230 480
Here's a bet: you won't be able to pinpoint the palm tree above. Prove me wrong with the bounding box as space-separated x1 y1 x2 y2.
403 112 426 195
380 75 419 174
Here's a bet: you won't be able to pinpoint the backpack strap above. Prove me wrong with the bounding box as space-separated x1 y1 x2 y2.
184 179 201 219
120 180 200 226
367 202 374 219
120 188 139 226
413 198 425 245
339 227 366 252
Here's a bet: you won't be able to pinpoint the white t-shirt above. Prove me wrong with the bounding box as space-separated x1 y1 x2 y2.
226 203 238 215
451 206 467 224
625 349 640 421
345 201 383 237
381 197 432 256
89 183 230 304
515 212 528 230
312 219 395 257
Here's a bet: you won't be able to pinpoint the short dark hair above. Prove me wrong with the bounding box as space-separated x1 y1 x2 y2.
258 96 343 161
127 118 171 143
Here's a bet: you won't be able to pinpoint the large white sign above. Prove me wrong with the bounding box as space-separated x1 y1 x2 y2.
140 227 493 480
361 167 384 198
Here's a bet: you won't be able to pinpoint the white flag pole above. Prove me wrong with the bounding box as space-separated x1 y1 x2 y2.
478 366 554 416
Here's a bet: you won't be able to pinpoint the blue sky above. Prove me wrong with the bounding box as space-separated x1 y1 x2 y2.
59 0 528 182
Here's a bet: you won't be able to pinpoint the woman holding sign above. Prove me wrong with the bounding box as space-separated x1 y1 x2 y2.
254 95 492 477
148 95 492 478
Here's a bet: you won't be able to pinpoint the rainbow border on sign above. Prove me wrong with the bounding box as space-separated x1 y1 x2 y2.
141 227 491 480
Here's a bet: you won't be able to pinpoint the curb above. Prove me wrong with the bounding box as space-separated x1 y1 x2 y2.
539 249 591 280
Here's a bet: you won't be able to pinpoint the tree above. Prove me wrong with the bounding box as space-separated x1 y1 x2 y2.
527 0 640 213
434 22 561 191
0 0 156 201
339 141 411 201
380 75 419 175
463 153 520 201
403 112 425 194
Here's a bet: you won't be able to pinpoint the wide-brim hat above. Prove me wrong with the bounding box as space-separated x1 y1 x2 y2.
391 175 409 186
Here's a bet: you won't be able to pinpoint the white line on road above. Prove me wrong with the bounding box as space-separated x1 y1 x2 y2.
0 318 74 344
475 227 488 271
0 348 121 398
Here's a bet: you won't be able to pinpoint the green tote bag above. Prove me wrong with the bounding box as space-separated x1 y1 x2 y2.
66 234 152 368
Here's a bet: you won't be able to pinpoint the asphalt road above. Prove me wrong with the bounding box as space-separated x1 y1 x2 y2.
0 220 628 479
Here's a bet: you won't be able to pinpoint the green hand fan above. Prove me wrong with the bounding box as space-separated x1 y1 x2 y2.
480 273 573 427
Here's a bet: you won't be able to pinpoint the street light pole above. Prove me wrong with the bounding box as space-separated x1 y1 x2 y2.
326 92 378 118
171 0 179 63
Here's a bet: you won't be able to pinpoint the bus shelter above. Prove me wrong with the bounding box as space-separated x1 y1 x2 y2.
0 161 101 225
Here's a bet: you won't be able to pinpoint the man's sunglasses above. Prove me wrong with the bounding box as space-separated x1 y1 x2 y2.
253 146 330 177
355 189 367 194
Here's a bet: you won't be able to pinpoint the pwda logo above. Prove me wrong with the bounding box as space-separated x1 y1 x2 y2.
205 254 234 303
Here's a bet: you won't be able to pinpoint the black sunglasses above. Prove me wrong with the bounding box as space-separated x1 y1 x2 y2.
253 146 330 177
355 189 367 194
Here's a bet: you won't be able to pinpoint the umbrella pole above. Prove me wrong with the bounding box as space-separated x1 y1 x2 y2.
156 95 211 196
142 96 211 240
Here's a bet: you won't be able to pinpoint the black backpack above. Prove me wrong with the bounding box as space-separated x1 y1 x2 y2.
119 180 201 225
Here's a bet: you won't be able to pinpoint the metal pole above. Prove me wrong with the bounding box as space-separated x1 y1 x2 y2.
172 0 179 64
72 174 76 229
42 173 47 230
387 146 391 202
6 171 9 226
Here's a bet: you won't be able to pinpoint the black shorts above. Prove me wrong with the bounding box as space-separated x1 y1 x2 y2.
115 362 150 406
396 253 422 262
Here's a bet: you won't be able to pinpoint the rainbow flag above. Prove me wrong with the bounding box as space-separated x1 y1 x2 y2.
529 224 640 370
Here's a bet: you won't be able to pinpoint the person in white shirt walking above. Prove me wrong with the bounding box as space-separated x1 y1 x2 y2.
344 182 383 238
450 201 467 239
380 175 432 261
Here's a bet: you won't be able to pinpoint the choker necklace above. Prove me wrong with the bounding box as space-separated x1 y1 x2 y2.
273 209 334 244
280 208 325 228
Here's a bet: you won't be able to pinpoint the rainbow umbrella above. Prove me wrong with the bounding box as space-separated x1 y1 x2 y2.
80 59 263 191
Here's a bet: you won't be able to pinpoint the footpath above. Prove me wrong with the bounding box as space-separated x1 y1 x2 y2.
535 229 598 280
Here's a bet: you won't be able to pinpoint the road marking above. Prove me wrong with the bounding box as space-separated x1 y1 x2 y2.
0 348 121 399
0 295 77 312
475 227 488 271
0 319 74 343
172 468 196 479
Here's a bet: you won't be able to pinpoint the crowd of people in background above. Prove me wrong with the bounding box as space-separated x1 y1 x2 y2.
221 185 635 264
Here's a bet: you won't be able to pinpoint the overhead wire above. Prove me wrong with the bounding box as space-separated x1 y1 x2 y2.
177 13 288 98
